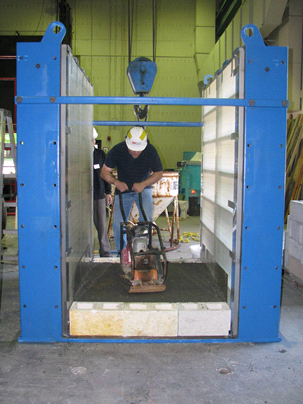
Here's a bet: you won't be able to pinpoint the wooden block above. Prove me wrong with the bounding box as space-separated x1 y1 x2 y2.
123 303 178 337
69 302 124 336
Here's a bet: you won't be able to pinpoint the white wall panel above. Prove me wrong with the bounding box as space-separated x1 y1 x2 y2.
201 52 244 291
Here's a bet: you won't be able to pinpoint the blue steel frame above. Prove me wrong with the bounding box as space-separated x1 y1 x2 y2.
16 22 288 343
17 23 65 342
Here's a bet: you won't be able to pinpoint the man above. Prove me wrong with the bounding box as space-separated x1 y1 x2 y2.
93 128 112 257
101 126 163 253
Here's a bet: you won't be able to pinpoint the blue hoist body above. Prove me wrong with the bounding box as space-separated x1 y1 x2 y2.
127 57 157 95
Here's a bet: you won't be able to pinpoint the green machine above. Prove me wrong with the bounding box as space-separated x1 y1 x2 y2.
178 151 201 215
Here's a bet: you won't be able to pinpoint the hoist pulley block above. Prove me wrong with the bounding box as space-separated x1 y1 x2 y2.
127 57 157 95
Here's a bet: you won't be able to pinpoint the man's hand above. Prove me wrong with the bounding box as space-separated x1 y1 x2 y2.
106 194 112 206
131 171 163 194
132 182 145 194
115 180 129 193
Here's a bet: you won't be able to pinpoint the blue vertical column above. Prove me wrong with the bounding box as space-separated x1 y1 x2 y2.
17 22 66 342
238 26 288 341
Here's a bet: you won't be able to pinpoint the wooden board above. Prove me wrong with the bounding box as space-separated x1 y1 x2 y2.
129 284 166 294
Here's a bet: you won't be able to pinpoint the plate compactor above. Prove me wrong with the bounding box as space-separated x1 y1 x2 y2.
119 192 167 293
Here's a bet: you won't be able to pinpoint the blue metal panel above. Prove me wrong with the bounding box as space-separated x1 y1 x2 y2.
17 22 66 342
237 25 288 341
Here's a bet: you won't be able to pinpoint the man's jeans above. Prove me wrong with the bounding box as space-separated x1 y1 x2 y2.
113 188 153 252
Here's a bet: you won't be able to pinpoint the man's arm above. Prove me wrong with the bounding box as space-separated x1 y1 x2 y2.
101 164 129 193
132 171 163 194
103 173 112 205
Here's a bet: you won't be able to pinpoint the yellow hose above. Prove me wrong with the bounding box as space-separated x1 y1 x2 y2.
179 232 200 243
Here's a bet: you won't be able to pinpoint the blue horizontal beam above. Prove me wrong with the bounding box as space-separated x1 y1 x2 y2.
93 120 203 127
16 95 289 108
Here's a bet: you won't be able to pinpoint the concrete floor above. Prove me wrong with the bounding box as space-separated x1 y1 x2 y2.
0 214 303 404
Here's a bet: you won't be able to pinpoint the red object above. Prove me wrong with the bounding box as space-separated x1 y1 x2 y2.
121 245 131 266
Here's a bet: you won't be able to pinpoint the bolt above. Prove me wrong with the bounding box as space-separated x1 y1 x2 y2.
249 99 255 106
16 96 23 103
50 96 56 103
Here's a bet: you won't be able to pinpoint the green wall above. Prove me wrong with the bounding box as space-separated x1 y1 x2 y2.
0 0 215 169
72 0 214 169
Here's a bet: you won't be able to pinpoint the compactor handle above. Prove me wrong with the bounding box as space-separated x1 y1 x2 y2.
118 192 127 222
139 192 148 222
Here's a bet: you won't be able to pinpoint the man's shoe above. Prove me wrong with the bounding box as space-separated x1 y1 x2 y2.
101 252 111 257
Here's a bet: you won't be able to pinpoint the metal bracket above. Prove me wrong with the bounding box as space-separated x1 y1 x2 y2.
41 21 66 45
241 24 265 47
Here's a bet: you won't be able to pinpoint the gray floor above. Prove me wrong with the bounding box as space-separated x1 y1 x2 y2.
1 214 303 404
